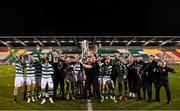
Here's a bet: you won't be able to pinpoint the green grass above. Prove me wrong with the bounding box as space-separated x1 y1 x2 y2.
0 64 180 110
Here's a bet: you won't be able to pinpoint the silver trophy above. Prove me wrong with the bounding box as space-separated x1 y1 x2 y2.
81 40 89 58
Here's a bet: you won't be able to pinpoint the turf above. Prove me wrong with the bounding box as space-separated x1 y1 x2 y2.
0 64 180 110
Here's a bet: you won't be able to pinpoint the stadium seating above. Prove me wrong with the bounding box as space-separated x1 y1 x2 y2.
142 49 175 64
101 48 117 54
15 49 26 55
176 49 180 53
160 48 180 63
166 52 180 62
0 49 27 64
128 49 141 56
173 51 180 58
0 50 8 59
1 47 180 64
0 50 9 64
157 52 173 64
143 49 163 55
140 54 149 61
161 48 170 52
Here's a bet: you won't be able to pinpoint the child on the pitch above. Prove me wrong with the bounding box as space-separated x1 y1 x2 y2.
41 51 54 104
100 56 117 103
8 47 25 103
25 53 36 103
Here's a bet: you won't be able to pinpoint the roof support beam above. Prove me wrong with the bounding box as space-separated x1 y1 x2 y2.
33 37 44 46
143 37 156 47
13 37 27 47
0 40 10 46
174 42 180 47
159 36 176 47
54 37 61 46
93 37 96 46
109 36 116 46
74 36 77 46
126 37 136 46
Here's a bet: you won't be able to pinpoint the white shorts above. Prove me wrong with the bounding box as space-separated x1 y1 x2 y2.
98 76 103 84
14 76 25 87
26 77 36 85
41 77 53 90
74 74 78 82
102 76 112 85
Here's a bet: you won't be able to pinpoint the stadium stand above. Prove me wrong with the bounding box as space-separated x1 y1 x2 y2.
1 47 180 65
15 49 26 55
128 49 141 56
173 50 180 57
143 49 163 55
0 36 179 65
176 49 180 53
166 52 180 62
0 49 27 64
0 49 10 64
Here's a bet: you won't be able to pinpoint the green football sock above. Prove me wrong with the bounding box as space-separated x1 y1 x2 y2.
32 90 35 97
13 95 17 101
27 91 31 98
102 90 105 98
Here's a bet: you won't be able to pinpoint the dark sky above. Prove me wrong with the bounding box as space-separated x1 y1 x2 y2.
0 1 180 35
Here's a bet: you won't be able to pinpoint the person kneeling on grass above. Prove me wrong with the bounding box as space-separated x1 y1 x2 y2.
41 52 54 104
100 56 117 103
25 53 36 103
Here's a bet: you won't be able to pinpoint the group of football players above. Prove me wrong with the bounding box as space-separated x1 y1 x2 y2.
8 44 177 104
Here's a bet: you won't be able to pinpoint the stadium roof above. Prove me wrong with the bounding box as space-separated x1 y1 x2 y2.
0 36 180 47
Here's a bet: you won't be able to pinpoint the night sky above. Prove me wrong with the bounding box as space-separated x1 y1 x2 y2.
0 1 180 35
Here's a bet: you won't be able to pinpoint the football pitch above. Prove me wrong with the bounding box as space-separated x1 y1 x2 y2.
0 65 180 110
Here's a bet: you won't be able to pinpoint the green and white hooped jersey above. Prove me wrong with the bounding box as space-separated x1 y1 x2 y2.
15 61 24 77
33 50 43 76
42 63 54 78
25 61 36 77
33 49 42 62
73 62 83 75
101 64 113 77
9 50 24 77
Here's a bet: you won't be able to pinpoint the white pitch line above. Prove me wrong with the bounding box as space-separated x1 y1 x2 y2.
87 99 93 111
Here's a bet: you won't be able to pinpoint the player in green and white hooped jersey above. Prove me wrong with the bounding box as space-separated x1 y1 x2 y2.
100 56 117 103
24 53 36 103
8 47 25 103
41 52 54 104
33 44 43 62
